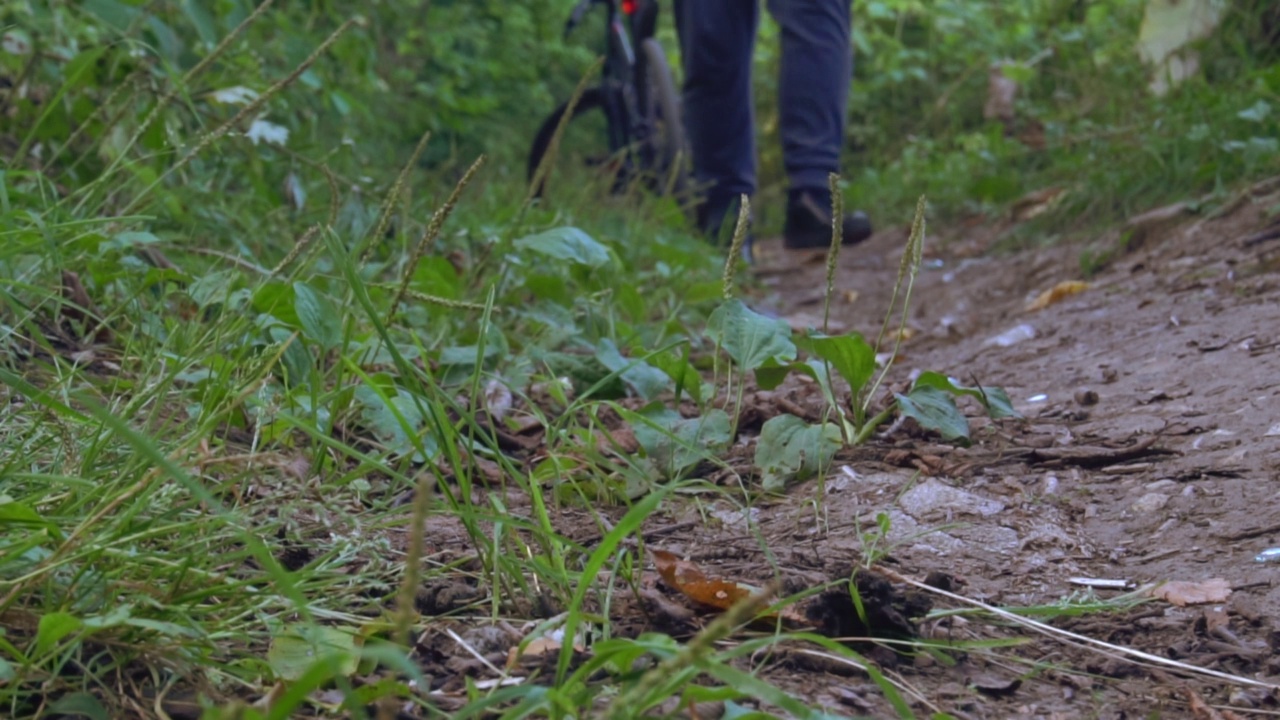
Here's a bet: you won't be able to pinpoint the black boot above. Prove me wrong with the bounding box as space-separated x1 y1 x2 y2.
696 192 755 265
783 188 872 250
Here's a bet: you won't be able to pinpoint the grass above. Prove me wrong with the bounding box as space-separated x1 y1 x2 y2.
3 2 1280 718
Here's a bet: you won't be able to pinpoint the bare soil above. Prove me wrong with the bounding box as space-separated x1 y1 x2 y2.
413 183 1280 719
712 183 1280 718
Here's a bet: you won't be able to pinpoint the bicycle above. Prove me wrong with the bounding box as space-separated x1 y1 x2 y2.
526 0 689 201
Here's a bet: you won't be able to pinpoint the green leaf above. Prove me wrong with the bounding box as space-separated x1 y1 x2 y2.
267 626 361 682
753 358 795 391
186 269 238 310
252 281 301 326
754 414 841 492
796 332 876 395
0 498 64 541
699 658 839 719
707 299 796 372
911 371 1020 419
82 604 132 630
629 406 732 479
594 339 670 401
293 282 342 350
48 692 109 720
514 227 611 268
896 385 970 443
106 231 161 252
648 348 703 403
353 385 438 462
268 326 313 385
37 611 83 656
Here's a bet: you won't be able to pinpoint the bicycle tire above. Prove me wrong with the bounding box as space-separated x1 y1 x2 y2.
638 38 689 197
526 87 609 198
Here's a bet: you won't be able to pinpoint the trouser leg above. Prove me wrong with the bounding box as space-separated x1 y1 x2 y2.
767 0 852 192
674 0 759 201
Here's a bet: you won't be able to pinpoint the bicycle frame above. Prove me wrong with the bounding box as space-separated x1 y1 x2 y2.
563 0 663 161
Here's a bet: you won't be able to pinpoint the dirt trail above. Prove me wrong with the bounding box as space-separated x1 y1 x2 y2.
412 187 1280 718
667 186 1280 717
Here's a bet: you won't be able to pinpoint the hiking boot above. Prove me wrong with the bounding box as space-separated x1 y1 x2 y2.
696 192 755 265
783 189 873 250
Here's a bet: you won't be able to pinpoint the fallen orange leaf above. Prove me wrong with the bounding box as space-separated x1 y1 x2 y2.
1025 280 1090 312
651 549 809 626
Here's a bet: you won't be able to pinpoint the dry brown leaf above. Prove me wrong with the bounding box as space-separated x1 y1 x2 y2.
1150 578 1232 607
1025 280 1090 312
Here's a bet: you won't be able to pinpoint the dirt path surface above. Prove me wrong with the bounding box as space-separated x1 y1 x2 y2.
414 186 1280 719
646 186 1280 718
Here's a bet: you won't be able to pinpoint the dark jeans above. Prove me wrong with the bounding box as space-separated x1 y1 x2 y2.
674 0 852 202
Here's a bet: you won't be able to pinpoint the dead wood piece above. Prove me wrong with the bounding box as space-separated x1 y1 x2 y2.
1241 224 1280 248
1216 521 1280 542
1026 436 1177 468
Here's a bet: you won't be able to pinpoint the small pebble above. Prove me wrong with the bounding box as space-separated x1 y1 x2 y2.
1074 388 1099 406
1130 492 1169 514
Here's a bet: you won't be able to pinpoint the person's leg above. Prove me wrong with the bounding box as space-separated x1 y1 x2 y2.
674 0 759 243
768 0 872 248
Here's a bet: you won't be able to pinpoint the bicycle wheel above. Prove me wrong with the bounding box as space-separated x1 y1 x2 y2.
637 38 689 197
527 88 626 199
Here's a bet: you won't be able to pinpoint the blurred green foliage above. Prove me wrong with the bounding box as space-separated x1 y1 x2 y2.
1 0 1277 234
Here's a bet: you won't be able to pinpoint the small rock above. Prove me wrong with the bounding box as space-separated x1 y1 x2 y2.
1074 388 1099 406
1100 367 1119 384
1145 479 1177 491
984 323 1037 348
1041 474 1061 495
899 479 1006 520
1130 492 1169 514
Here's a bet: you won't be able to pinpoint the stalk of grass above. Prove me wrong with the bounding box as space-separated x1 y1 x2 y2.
271 225 320 276
393 473 433 648
272 162 344 282
721 194 751 300
357 129 433 264
822 173 843 333
387 154 487 325
522 56 605 212
711 193 754 454
862 194 926 417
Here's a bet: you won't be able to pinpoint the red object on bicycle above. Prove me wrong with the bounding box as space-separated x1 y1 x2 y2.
622 0 636 16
